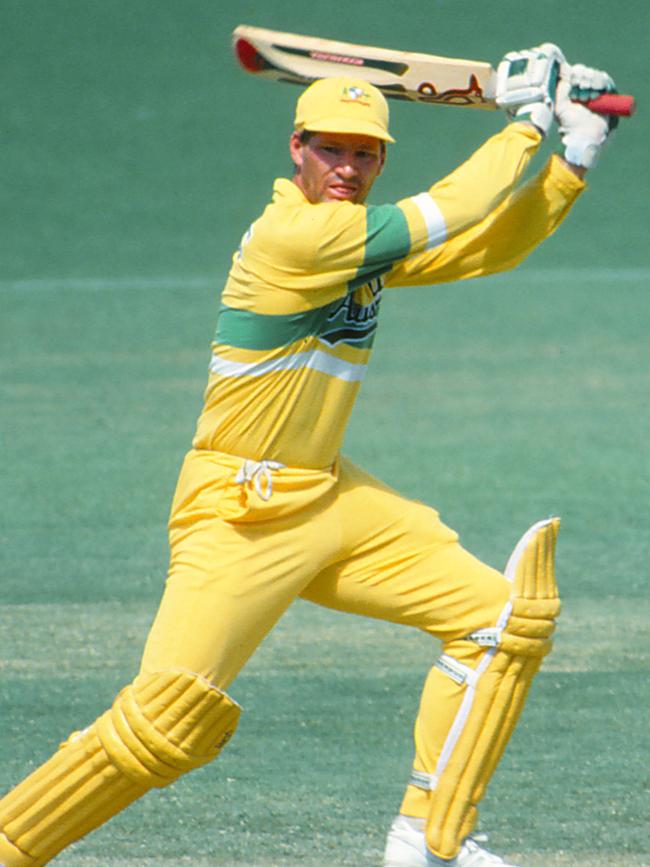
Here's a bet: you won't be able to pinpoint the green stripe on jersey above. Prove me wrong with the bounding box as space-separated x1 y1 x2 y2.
351 204 410 288
216 302 337 350
216 288 381 351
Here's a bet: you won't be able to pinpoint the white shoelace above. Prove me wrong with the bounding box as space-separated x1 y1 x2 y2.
235 459 285 501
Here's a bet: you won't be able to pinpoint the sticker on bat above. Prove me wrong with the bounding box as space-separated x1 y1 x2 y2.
416 74 486 106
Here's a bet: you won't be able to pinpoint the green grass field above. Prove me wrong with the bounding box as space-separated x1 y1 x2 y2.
2 1 649 865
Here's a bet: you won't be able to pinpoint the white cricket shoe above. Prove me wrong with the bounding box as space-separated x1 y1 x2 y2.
383 815 521 867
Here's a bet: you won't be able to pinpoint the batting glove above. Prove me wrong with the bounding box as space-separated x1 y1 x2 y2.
496 43 565 137
555 63 618 169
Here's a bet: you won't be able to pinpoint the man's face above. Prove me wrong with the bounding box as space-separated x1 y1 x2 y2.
290 131 386 204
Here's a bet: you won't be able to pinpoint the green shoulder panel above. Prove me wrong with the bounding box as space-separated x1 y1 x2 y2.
350 204 411 289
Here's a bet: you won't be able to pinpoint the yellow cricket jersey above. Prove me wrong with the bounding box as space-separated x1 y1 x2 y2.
193 124 584 468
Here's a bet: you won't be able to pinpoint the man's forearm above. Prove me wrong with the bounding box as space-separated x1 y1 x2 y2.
421 122 543 242
386 152 585 288
515 119 588 179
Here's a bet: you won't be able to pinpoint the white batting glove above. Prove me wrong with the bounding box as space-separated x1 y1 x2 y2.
495 43 565 136
555 64 618 169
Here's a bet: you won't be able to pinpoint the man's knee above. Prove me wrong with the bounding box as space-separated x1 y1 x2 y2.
0 670 241 866
97 669 241 787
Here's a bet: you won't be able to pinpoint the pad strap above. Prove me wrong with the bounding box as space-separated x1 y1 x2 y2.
410 769 437 791
434 654 480 688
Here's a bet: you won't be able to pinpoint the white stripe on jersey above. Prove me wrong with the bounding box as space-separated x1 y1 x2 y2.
410 192 447 249
209 347 368 383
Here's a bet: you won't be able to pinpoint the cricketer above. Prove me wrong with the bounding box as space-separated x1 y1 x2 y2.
0 44 619 866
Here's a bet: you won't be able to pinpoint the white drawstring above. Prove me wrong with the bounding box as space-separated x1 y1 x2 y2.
235 459 285 502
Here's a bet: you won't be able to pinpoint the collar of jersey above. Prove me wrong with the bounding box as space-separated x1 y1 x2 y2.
273 178 309 203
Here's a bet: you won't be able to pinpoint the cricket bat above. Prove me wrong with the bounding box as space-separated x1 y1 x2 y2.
233 25 635 117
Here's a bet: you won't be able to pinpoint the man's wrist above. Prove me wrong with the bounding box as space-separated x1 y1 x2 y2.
557 155 588 179
514 118 547 138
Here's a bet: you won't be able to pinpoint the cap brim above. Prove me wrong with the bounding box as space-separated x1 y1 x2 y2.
301 117 395 143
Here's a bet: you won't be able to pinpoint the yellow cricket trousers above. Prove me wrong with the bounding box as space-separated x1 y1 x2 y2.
140 448 511 820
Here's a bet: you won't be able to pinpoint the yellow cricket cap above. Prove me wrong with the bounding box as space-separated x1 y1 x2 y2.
294 77 395 143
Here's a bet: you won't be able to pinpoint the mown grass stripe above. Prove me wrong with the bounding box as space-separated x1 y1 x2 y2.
2 268 649 293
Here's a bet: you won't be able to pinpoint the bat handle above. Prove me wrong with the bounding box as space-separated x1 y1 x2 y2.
584 93 636 117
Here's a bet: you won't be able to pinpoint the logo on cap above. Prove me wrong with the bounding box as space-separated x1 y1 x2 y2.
342 85 371 105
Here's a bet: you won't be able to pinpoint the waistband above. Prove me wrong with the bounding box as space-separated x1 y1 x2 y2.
174 449 340 524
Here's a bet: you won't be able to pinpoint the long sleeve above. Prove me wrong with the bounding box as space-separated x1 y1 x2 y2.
223 123 544 314
386 154 585 288
406 121 544 243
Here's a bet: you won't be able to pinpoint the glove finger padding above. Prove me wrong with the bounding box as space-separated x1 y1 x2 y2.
556 67 616 168
567 63 620 133
495 43 565 136
569 62 616 98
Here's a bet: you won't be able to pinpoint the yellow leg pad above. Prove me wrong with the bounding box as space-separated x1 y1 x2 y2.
424 518 561 860
0 670 240 867
507 517 560 600
424 650 531 858
0 831 35 867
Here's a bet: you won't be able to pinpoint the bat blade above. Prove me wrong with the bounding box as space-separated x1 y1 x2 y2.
233 25 636 117
233 25 497 110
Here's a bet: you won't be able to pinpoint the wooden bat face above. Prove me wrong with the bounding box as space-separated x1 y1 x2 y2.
233 25 498 110
233 25 635 117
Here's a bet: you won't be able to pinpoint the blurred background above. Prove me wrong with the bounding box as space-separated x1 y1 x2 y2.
1 2 648 864
3 0 647 282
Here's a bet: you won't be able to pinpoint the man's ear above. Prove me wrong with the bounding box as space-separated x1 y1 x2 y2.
289 132 303 170
377 145 387 176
